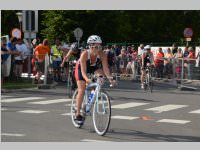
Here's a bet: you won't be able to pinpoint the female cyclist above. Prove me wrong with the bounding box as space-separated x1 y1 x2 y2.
74 35 116 124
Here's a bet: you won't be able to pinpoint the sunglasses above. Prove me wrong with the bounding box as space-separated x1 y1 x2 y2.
90 45 102 50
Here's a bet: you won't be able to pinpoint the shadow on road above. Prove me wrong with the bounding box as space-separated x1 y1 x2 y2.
105 128 200 142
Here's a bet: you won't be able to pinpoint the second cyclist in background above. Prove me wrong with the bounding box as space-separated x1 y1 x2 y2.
140 45 154 89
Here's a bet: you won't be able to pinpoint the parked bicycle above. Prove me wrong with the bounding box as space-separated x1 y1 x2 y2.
71 74 115 136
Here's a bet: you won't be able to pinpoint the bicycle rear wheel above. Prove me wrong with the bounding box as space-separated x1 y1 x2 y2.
93 91 111 136
149 78 153 93
67 73 76 98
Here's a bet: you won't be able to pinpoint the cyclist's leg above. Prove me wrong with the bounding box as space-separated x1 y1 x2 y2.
140 68 145 89
76 80 86 117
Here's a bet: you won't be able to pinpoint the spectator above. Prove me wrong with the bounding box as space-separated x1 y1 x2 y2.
104 45 116 73
113 44 120 56
6 37 21 78
34 39 50 84
1 39 9 85
126 46 133 76
21 39 30 73
155 47 164 78
183 46 189 79
117 48 128 75
196 45 200 71
51 38 63 82
113 44 121 74
31 39 38 75
164 48 173 79
130 45 138 79
14 38 28 78
172 43 178 55
1 39 20 85
60 43 70 82
138 44 144 56
187 47 195 80
174 48 183 80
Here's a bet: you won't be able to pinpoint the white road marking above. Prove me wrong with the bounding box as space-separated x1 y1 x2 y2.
157 119 191 124
111 116 139 120
66 104 72 106
1 108 8 111
112 102 149 109
1 95 13 99
1 133 25 137
1 97 45 103
189 109 200 114
81 139 112 142
18 110 48 114
61 113 71 116
145 104 188 113
28 99 71 105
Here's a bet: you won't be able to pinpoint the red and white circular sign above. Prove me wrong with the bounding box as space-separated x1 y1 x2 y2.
184 28 193 38
12 28 22 39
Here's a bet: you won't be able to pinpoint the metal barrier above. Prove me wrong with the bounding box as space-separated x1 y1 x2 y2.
12 53 50 85
111 57 200 89
7 51 200 90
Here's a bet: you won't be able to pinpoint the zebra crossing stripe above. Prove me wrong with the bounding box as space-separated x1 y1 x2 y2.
1 95 13 99
112 116 139 120
112 102 149 109
1 133 25 137
157 119 191 124
28 99 72 105
1 108 8 111
18 110 48 114
189 109 200 114
1 97 45 103
61 113 71 116
81 139 112 142
145 104 188 113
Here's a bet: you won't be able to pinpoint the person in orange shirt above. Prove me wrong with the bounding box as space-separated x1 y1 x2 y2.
155 47 164 78
33 39 50 83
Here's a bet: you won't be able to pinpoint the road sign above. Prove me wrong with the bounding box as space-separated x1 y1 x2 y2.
12 28 22 39
184 28 193 38
73 28 83 40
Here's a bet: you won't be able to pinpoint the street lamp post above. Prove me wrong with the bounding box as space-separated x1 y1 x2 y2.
16 12 23 32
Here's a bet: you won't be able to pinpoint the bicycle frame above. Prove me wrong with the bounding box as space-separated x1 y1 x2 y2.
84 81 103 114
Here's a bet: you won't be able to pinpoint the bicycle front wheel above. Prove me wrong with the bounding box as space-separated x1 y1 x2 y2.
93 91 111 136
71 89 83 128
149 77 153 93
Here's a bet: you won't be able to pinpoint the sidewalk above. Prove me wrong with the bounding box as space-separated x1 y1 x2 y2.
1 82 68 95
1 79 200 94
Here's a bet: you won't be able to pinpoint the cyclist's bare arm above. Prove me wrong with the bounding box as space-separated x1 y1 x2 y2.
99 51 116 86
61 50 73 67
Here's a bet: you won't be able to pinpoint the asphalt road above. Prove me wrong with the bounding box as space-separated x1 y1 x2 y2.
1 80 200 142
